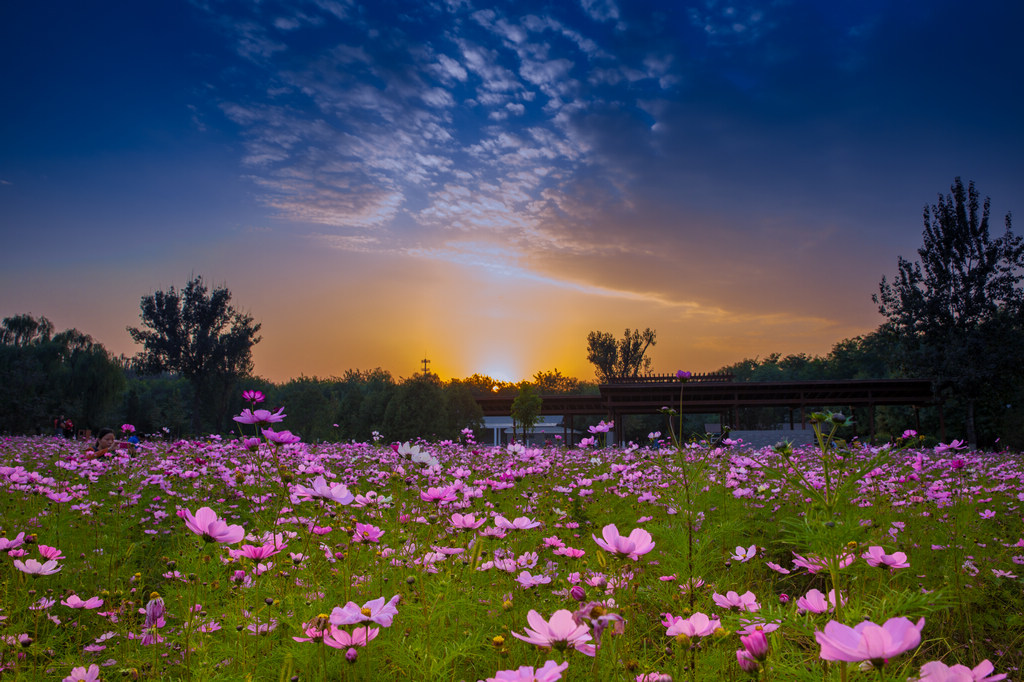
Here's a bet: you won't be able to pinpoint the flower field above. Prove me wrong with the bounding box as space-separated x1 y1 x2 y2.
1 401 1023 681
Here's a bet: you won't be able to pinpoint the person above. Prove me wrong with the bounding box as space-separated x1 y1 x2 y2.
83 428 119 460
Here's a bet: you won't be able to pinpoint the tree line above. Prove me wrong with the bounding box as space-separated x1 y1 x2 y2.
2 178 1021 448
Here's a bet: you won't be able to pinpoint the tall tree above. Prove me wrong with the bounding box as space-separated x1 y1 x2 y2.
510 382 542 442
586 328 657 381
127 276 261 433
875 178 1024 446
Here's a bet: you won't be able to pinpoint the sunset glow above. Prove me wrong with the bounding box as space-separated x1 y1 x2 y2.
1 1 1021 383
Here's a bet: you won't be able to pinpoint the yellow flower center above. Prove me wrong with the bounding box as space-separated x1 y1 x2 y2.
361 607 372 617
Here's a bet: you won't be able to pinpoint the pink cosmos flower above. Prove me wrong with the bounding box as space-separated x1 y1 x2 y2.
511 609 596 656
241 389 265 403
731 544 757 562
712 590 760 612
181 507 245 544
486 660 569 682
62 595 104 609
324 625 379 649
740 630 770 660
38 545 65 561
0 532 25 551
516 571 552 588
796 588 844 614
290 476 354 505
62 664 100 682
862 546 910 569
261 428 301 445
592 524 655 560
14 558 62 575
451 513 486 529
663 612 720 638
233 407 285 425
235 544 281 561
353 522 385 543
330 594 401 627
815 616 924 665
495 515 542 530
914 659 1006 681
420 486 458 503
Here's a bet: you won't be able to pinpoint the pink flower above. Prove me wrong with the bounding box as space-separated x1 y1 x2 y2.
815 616 924 665
353 523 385 543
862 546 910 569
0 532 26 551
741 630 770 660
712 590 760 612
495 515 542 530
486 660 569 682
38 545 65 561
182 507 245 544
242 390 265 403
261 428 301 445
796 588 844 614
511 609 596 656
676 370 692 380
290 476 354 505
731 544 757 562
737 649 760 673
592 524 655 560
14 558 62 575
324 625 379 649
450 513 486 529
420 486 458 503
62 664 100 682
235 544 280 560
330 594 401 627
516 571 552 588
233 407 285 424
914 659 1006 681
663 612 720 638
62 595 104 609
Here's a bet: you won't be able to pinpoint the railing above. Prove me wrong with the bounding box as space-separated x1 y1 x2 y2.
603 372 735 384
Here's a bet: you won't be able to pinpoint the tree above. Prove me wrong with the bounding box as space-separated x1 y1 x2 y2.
586 328 657 381
382 373 448 441
875 178 1024 446
532 368 582 394
0 314 124 434
127 276 261 433
511 383 542 442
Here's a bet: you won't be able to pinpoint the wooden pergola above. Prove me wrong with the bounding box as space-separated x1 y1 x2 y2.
474 374 940 444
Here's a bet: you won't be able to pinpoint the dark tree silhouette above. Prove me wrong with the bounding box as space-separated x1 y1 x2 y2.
128 276 261 433
875 178 1024 446
586 328 657 381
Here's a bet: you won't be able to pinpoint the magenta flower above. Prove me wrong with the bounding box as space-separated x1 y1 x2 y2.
182 507 245 544
62 664 100 682
592 524 655 560
495 515 542 530
512 609 596 656
676 370 692 380
862 546 910 569
740 630 770 660
324 625 379 649
0 532 25 552
712 590 760 612
353 522 385 543
420 486 458 503
796 588 845 614
233 407 285 425
486 660 569 682
663 612 720 638
261 428 301 445
450 513 486 529
290 476 354 505
737 648 760 673
815 616 924 665
915 659 1006 681
242 389 265 403
330 594 401 627
62 594 103 609
38 544 65 561
14 558 62 575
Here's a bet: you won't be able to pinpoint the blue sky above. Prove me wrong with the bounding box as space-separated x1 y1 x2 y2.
2 0 1022 382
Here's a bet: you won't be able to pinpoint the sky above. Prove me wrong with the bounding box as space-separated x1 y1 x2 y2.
2 0 1022 384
